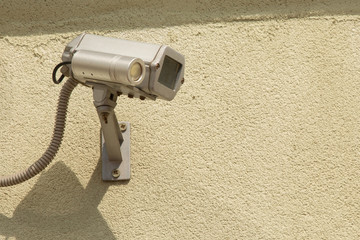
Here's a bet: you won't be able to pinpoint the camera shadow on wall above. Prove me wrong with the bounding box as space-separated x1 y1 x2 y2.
0 160 123 239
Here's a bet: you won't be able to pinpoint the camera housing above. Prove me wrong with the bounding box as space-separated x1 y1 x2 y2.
61 33 185 101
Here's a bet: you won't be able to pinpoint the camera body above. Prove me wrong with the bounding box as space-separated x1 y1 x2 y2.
61 33 185 101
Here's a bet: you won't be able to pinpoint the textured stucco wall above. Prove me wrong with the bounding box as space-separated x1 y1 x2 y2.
1 1 360 239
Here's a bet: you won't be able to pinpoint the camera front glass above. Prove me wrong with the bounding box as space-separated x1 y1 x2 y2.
158 56 182 90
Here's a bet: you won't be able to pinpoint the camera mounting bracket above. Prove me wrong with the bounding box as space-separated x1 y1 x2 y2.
93 84 130 181
101 121 130 181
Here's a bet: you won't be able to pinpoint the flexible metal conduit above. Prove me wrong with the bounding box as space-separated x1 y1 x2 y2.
0 78 78 187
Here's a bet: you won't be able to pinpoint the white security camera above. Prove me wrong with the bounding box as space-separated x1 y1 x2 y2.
61 33 185 101
0 33 185 187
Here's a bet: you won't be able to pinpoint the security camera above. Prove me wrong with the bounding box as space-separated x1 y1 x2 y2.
61 33 185 101
1 33 185 187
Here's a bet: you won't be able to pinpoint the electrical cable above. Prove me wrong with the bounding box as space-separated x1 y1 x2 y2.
52 61 71 84
0 77 78 187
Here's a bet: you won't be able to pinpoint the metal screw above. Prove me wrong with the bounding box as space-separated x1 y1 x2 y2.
102 112 109 124
112 169 120 178
120 123 127 132
155 63 160 69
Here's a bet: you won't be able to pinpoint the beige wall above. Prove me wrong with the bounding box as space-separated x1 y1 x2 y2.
1 1 360 239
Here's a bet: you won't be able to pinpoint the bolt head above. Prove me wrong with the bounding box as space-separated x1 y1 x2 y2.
120 123 127 132
112 169 120 178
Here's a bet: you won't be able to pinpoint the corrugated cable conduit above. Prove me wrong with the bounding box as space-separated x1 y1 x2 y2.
0 78 78 187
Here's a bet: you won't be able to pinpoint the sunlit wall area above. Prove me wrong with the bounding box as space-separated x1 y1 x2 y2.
1 1 360 239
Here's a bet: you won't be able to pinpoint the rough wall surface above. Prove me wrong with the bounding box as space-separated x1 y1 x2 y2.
1 1 360 239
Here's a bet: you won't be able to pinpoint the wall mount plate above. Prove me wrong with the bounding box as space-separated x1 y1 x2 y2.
101 122 130 181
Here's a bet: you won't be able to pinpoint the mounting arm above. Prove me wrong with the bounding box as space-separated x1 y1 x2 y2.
92 84 130 181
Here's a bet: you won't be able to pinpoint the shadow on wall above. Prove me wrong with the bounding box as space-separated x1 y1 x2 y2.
0 0 360 36
0 160 125 239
